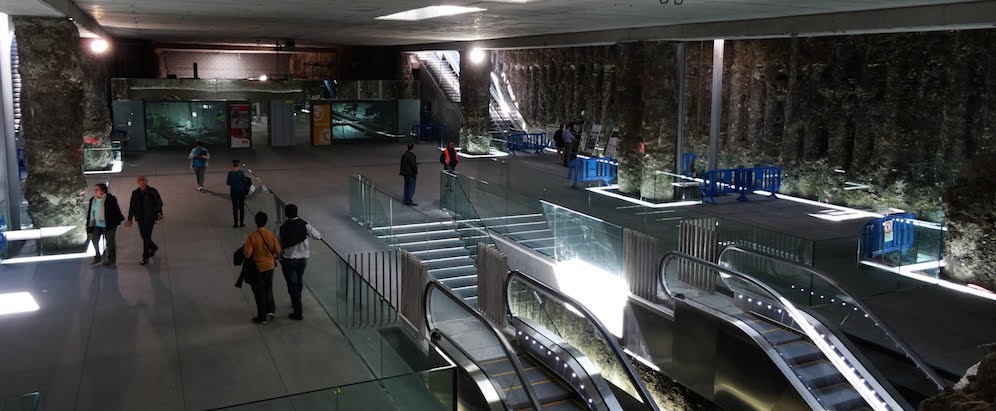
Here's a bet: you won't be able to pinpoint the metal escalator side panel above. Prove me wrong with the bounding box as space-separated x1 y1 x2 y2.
423 280 544 411
505 271 661 411
660 252 895 411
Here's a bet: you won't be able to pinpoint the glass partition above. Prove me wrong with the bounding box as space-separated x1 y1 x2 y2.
243 167 456 390
212 370 453 411
0 392 41 411
145 101 229 147
540 200 624 276
82 141 123 174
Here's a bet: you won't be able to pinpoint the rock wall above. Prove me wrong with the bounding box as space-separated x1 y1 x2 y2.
14 17 88 250
918 343 996 411
80 50 113 172
942 156 996 290
459 50 492 154
495 42 680 197
686 31 996 218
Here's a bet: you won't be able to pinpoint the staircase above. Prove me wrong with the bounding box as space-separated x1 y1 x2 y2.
415 52 461 103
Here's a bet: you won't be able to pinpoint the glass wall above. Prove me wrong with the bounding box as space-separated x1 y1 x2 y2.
144 101 229 147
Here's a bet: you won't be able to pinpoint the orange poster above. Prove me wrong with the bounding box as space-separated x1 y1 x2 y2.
312 103 332 145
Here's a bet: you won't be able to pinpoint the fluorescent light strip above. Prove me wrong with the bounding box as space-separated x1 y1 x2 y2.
860 260 996 302
376 6 486 21
587 185 702 209
0 292 40 315
2 242 97 265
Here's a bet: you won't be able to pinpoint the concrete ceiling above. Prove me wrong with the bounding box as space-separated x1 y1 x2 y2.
0 0 60 17
3 0 989 46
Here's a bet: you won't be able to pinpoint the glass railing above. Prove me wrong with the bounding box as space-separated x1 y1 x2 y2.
241 166 456 408
82 141 123 173
661 252 905 411
438 171 497 256
425 280 542 410
350 174 447 252
857 216 945 280
209 370 454 411
507 271 660 411
540 200 624 276
0 392 41 411
718 246 944 403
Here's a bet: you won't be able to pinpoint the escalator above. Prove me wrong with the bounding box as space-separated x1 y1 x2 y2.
630 251 944 411
425 271 660 411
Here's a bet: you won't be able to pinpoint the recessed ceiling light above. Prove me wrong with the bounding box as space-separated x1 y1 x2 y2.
376 6 487 21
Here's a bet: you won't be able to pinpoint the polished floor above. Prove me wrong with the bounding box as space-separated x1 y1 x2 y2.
0 143 993 410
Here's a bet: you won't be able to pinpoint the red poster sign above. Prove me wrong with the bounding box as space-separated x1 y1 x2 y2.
230 103 251 148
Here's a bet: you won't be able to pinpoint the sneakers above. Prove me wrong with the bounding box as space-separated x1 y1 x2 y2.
251 317 267 324
197 186 204 192
266 312 275 320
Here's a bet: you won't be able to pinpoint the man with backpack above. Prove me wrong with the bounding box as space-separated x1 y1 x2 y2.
278 204 322 320
226 160 250 227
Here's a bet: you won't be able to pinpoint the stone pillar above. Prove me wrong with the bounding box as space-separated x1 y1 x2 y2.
81 50 113 172
459 49 492 154
615 43 647 194
943 155 996 291
14 17 88 250
639 42 679 201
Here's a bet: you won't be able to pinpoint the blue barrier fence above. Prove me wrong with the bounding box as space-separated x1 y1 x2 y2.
567 157 617 188
680 152 697 177
702 166 781 204
861 214 916 259
507 133 550 155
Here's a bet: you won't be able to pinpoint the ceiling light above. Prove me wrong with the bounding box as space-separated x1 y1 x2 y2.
469 48 486 64
258 74 268 81
376 6 486 21
89 38 109 54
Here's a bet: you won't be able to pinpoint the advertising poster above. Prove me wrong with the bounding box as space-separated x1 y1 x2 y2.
229 102 252 148
584 124 603 155
604 137 619 158
312 103 332 145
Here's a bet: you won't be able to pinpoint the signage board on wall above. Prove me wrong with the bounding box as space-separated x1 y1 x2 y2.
229 102 252 148
312 103 332 146
605 136 619 158
584 124 602 155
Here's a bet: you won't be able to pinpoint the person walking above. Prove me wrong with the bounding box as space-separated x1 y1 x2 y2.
400 144 418 206
278 204 322 321
226 160 249 227
125 176 164 265
244 211 281 324
440 141 459 172
189 141 210 191
562 123 576 167
85 183 125 266
553 124 565 163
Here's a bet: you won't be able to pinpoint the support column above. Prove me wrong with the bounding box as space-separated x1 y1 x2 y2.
708 39 725 171
0 16 21 232
615 42 646 194
14 17 88 250
459 48 492 154
675 42 687 175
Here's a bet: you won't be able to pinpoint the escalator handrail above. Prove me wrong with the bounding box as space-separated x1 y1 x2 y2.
718 245 945 390
423 280 544 411
505 270 661 411
660 251 896 411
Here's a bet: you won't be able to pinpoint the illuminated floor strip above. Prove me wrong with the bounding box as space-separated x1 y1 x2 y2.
83 160 124 175
860 260 996 301
2 242 98 265
586 185 702 209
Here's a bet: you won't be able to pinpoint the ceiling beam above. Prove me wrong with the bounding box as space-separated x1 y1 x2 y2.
401 1 996 51
33 0 109 40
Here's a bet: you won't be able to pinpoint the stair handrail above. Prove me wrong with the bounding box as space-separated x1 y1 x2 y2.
718 245 945 391
424 280 543 411
660 251 901 411
506 270 661 411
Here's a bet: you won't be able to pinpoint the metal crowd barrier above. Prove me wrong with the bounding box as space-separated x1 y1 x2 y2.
702 166 781 204
860 213 916 259
680 152 697 177
506 132 549 156
567 157 618 188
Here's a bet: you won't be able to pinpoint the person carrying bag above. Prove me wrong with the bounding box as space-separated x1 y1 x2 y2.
242 211 282 324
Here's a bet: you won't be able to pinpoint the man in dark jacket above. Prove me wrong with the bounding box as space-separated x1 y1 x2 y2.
226 160 249 227
440 141 459 172
278 204 322 320
125 176 164 265
400 144 418 206
86 183 125 266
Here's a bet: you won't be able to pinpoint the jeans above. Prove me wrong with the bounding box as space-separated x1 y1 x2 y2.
138 220 158 260
231 194 246 225
194 167 206 187
403 175 417 205
281 259 308 316
89 227 116 262
251 269 275 319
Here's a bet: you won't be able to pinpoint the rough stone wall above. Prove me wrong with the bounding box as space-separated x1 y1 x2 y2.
14 17 88 250
496 42 679 196
80 50 113 172
919 342 996 411
687 31 996 217
459 49 492 154
942 156 996 290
